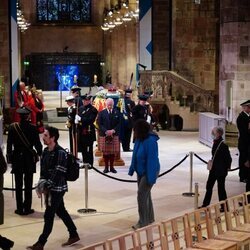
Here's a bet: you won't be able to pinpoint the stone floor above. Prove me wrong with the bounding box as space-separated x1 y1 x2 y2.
0 126 245 250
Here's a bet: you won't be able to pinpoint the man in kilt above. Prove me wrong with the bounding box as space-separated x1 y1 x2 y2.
97 98 121 173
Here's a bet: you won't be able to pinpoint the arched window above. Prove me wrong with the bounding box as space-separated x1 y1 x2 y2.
37 0 91 23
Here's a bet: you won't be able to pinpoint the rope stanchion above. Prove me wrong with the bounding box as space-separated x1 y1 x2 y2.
91 154 189 182
193 153 239 172
78 163 97 214
182 152 195 197
194 182 199 209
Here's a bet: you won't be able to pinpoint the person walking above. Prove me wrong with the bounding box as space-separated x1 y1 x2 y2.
7 107 42 215
128 119 160 229
0 148 14 249
75 94 98 168
97 98 121 173
200 126 232 208
236 100 250 183
27 126 80 250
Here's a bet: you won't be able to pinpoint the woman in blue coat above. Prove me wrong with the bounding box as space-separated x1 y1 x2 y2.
128 119 160 229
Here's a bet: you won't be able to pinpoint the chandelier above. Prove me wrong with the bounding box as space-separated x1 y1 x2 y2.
16 1 30 32
101 0 139 31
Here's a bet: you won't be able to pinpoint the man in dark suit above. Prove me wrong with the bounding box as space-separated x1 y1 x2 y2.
97 98 121 173
121 89 135 152
65 95 77 154
7 107 43 215
236 100 250 182
75 94 98 168
200 126 232 208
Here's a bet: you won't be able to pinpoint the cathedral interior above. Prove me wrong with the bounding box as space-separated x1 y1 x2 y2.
0 0 250 249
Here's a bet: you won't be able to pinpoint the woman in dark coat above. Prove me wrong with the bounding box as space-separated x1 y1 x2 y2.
200 126 232 208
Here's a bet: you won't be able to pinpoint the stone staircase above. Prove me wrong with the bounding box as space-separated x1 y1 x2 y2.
140 70 215 131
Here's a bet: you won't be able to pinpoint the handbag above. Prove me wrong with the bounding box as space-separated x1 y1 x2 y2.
207 140 224 171
13 123 39 163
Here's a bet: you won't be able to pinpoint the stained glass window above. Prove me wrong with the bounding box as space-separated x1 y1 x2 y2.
37 0 91 23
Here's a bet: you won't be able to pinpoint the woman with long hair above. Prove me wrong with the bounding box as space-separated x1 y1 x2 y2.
128 119 160 229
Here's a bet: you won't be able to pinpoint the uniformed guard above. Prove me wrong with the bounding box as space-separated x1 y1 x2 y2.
236 99 250 183
6 106 43 215
132 94 150 125
121 89 135 151
65 95 77 154
70 85 83 108
75 94 98 168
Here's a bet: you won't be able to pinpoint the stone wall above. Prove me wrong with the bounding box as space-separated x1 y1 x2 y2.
152 0 170 70
219 0 250 123
103 21 137 89
20 0 104 77
0 1 10 107
172 0 219 91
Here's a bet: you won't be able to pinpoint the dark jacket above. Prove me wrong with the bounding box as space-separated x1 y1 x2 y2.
97 108 121 136
132 104 148 124
78 104 98 145
236 111 250 151
211 137 232 177
7 120 43 173
128 132 160 185
124 97 135 128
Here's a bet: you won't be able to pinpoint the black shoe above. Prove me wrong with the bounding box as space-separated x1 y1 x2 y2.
0 235 14 249
23 209 35 215
61 235 80 247
123 149 133 152
15 209 24 215
110 168 117 173
103 168 109 173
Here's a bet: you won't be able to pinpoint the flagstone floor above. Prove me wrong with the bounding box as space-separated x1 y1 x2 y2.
0 126 245 250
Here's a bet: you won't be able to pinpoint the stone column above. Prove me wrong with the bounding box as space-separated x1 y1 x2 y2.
219 0 250 124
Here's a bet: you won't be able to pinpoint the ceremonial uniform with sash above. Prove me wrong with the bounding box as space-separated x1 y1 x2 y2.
7 107 42 215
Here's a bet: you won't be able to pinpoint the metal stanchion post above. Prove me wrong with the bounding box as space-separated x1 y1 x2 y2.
194 183 199 209
78 163 96 214
182 152 195 197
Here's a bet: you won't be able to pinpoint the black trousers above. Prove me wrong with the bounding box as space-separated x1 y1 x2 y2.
38 191 78 246
80 142 94 166
122 125 132 151
136 175 155 227
14 172 33 212
239 150 248 181
202 172 227 207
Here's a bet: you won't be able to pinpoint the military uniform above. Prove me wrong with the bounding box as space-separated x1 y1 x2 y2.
121 89 135 151
132 94 149 125
7 107 42 215
71 85 83 108
236 100 250 182
77 95 98 167
65 96 77 154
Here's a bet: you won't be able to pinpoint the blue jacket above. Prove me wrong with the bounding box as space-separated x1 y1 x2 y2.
128 132 160 184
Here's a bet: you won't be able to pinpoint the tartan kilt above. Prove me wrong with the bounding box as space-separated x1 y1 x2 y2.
99 135 120 154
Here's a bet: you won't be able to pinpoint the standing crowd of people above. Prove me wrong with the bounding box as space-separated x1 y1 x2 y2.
1 78 249 249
